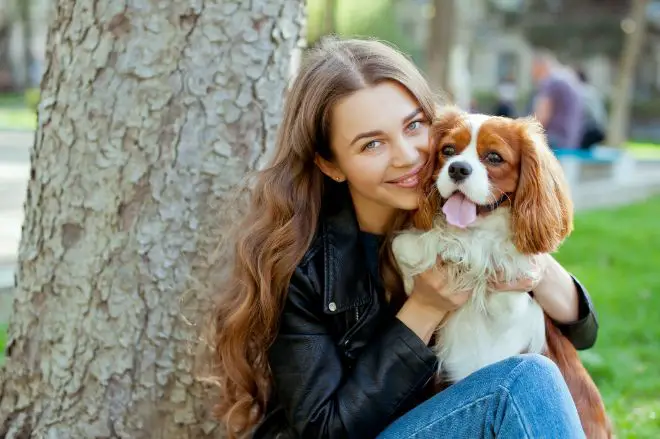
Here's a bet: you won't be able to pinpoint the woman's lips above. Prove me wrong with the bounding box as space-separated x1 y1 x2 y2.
387 165 423 188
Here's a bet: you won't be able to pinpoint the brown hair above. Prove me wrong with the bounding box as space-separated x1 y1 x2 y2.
211 37 438 438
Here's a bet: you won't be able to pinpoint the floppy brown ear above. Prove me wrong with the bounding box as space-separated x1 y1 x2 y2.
511 117 574 254
411 107 464 230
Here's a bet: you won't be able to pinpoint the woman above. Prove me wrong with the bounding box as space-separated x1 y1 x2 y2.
212 38 597 439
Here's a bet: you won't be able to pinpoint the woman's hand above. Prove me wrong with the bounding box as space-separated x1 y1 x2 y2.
397 258 471 344
490 254 548 293
410 257 471 312
491 254 580 324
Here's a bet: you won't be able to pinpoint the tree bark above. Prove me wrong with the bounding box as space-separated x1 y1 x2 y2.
426 0 455 96
606 0 649 146
0 0 305 438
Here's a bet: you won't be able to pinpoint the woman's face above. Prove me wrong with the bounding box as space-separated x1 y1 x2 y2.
317 81 430 233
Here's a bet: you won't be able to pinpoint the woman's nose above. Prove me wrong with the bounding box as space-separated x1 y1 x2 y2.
392 139 421 167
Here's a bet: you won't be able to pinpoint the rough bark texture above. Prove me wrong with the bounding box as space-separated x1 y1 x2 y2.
0 0 305 438
606 0 648 146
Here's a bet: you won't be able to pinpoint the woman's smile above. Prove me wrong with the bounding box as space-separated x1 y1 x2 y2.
385 164 423 189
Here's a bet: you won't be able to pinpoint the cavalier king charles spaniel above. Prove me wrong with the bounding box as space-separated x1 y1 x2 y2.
392 108 611 438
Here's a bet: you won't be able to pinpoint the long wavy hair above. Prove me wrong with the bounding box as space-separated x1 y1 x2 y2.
211 37 438 438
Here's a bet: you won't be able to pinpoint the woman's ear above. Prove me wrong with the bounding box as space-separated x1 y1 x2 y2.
314 153 345 182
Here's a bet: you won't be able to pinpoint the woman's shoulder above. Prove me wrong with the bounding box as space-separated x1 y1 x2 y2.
299 229 323 268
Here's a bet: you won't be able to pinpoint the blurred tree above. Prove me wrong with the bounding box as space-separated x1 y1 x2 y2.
607 0 650 145
306 0 421 64
0 0 17 90
0 0 305 437
322 0 336 35
18 0 34 87
522 0 632 58
426 0 455 93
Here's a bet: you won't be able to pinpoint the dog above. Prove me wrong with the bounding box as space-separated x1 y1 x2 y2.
391 109 611 438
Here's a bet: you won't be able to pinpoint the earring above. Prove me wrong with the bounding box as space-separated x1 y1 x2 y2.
335 177 342 182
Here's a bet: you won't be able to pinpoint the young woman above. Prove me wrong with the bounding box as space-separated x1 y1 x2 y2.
212 38 597 439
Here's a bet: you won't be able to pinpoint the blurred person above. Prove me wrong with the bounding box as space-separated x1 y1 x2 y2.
576 68 607 150
211 38 597 439
493 78 518 118
531 50 584 150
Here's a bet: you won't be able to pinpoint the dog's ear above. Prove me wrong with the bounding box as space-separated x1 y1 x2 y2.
511 117 573 254
411 107 464 230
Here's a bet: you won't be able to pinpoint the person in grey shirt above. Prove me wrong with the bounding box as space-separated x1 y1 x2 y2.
576 68 607 149
531 51 584 149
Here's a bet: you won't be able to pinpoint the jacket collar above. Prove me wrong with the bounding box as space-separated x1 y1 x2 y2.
320 185 373 315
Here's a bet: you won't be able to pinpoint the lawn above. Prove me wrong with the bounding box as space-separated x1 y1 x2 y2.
0 92 37 131
556 196 660 438
626 141 660 159
0 198 659 436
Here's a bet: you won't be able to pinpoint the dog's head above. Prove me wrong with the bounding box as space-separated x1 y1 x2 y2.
413 108 573 254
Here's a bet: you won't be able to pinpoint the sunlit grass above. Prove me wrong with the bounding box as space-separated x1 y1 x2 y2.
0 108 37 131
556 197 660 438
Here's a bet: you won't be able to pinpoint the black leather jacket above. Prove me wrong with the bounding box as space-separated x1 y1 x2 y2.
253 191 599 439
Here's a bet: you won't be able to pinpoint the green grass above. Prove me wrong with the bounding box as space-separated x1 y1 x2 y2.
626 141 660 160
0 199 658 435
0 92 37 131
556 197 660 438
0 107 37 131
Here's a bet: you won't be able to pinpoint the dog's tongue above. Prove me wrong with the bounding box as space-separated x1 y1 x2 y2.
442 193 477 228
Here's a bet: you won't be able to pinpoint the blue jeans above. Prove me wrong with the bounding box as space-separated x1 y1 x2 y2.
377 354 585 439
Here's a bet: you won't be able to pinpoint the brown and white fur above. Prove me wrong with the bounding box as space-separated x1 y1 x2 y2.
392 109 611 438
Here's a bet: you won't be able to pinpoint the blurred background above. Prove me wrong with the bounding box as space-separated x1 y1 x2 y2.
2 0 660 143
0 0 659 437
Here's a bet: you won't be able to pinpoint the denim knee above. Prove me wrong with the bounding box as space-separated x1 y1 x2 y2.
501 353 564 393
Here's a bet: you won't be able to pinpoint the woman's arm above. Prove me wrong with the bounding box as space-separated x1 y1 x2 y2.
268 266 438 439
533 255 579 323
533 255 599 350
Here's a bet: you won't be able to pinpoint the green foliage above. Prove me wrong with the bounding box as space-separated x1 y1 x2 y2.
556 197 660 438
306 0 423 65
24 88 40 112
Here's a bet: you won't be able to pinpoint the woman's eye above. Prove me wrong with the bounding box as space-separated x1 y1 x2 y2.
486 151 503 164
407 120 423 131
441 144 456 156
363 140 382 151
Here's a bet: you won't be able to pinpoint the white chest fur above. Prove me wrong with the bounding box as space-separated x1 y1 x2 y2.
392 209 547 382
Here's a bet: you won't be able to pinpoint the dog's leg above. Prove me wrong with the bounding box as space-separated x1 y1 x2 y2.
392 231 439 294
544 315 612 439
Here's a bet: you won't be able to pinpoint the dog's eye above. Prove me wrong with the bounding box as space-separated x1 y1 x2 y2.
485 152 503 164
441 144 456 156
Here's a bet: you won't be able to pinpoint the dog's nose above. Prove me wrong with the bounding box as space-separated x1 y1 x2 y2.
448 161 472 182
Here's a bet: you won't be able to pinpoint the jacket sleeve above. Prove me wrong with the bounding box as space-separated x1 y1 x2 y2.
268 266 437 439
552 275 599 350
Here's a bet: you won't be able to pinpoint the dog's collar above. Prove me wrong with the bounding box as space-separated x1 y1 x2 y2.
477 193 512 214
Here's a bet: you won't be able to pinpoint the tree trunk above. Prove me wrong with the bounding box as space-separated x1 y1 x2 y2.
426 0 455 96
0 0 305 438
322 0 336 35
19 0 34 87
606 0 648 146
0 23 12 91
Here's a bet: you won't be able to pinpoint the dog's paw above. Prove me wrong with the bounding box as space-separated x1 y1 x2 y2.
392 233 425 269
